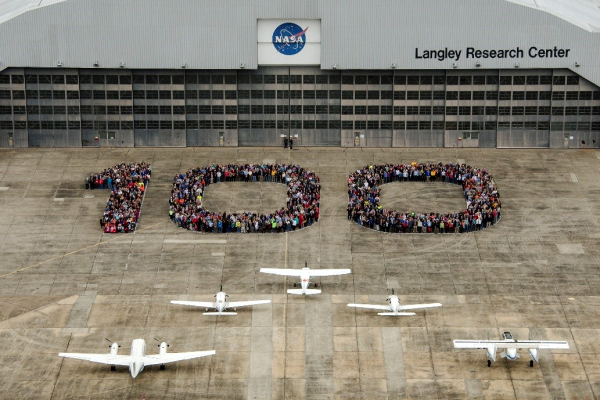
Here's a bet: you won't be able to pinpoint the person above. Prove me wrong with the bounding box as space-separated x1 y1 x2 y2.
289 138 294 150
284 137 289 148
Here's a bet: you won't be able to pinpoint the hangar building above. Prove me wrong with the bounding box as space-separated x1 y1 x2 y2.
1 0 600 148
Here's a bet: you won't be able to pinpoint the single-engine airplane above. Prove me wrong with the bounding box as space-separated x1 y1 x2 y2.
59 339 215 378
170 286 271 315
453 331 569 367
260 262 351 295
348 289 442 316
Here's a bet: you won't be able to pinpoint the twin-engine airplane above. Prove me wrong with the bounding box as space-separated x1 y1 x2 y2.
170 286 271 315
58 339 215 378
453 331 569 367
260 262 351 295
348 289 442 316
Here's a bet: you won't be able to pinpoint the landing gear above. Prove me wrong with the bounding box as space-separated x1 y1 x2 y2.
110 365 116 371
530 360 534 368
487 360 491 367
160 364 166 370
314 283 318 288
293 283 297 287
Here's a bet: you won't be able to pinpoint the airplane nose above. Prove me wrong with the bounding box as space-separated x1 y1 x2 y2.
130 362 142 379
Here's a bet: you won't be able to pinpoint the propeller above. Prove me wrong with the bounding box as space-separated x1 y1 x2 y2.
154 338 170 348
305 261 308 268
105 338 121 348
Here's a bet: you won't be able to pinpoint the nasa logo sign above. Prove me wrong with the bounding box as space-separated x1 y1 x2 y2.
272 22 309 56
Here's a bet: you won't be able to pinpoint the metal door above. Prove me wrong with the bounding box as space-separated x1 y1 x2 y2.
460 132 479 147
7 132 13 147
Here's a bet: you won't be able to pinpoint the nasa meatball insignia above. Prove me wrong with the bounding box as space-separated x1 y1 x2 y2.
415 48 462 61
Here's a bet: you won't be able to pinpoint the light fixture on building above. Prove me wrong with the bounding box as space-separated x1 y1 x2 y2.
475 61 481 68
181 63 187 69
391 63 396 69
240 63 245 69
452 62 457 69
93 61 100 67
575 61 580 67
57 61 62 67
514 62 519 68
332 64 337 69
119 62 126 68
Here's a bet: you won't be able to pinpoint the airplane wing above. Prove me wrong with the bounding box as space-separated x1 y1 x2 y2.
227 300 271 308
397 303 442 311
259 268 303 277
58 353 132 366
141 350 216 366
453 340 569 350
306 269 352 277
347 303 390 311
171 300 215 308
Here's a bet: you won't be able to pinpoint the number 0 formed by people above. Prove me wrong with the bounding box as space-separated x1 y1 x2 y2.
90 161 500 234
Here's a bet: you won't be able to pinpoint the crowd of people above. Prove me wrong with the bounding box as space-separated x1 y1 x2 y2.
86 162 151 233
169 163 320 233
347 162 501 233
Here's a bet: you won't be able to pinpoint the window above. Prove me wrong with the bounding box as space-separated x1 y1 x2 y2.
538 121 549 130
185 90 198 99
420 106 431 115
512 91 525 100
525 91 538 100
579 107 591 115
119 75 131 85
498 107 511 115
277 105 289 114
28 121 41 130
407 91 419 100
199 90 211 99
472 91 485 100
393 91 405 100
209 75 222 84
593 106 600 115
290 120 302 129
446 91 458 100
538 106 550 115
264 105 275 114
316 75 329 84
420 91 432 100
146 90 158 99
355 91 366 99
290 90 302 99
433 76 445 85
68 121 81 130
133 90 145 99
290 105 301 114
445 106 457 115
393 106 405 115
303 75 315 84
24 75 37 83
329 90 341 99
472 106 484 115
278 120 290 129
433 106 445 115
524 121 537 129
407 121 419 129
394 76 406 85
419 121 431 130
120 106 132 115
106 90 119 99
134 106 146 114
39 90 52 99
160 106 172 115
553 76 566 85
303 105 315 114
459 76 472 85
303 90 315 99
593 122 600 131
355 106 367 115
446 76 458 85
525 106 537 115
551 107 564 115
94 105 107 115
53 90 66 99
472 76 486 85
565 91 579 100
380 121 392 129
486 76 499 85
329 105 341 114
199 105 212 114
147 121 159 129
459 91 471 100
368 91 379 100
539 76 552 85
433 91 445 100
172 106 185 115
81 106 92 114
472 121 484 130
512 122 524 130
407 106 419 115
367 121 379 129
513 76 525 85
459 106 471 115
565 106 578 115
380 106 393 115
107 106 119 115
552 92 565 100
445 121 457 130
354 121 367 129
578 122 590 131
186 120 198 129
486 91 498 100
526 76 539 85
52 75 64 84
134 120 147 129
40 106 53 114
226 121 238 129
368 106 379 115
393 121 405 130
550 122 563 131
27 105 39 114
499 76 512 85
173 90 185 99
13 106 26 115
432 121 445 130
511 107 524 115
159 90 171 99
485 121 497 130
564 122 577 130
566 76 579 85
225 90 237 99
316 105 329 114
579 91 592 100
498 91 511 100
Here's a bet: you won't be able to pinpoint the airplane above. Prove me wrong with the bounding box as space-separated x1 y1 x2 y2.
260 262 351 295
58 338 215 378
453 331 569 367
170 286 271 315
347 289 442 316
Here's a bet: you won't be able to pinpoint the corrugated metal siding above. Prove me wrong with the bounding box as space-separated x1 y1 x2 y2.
1 0 600 83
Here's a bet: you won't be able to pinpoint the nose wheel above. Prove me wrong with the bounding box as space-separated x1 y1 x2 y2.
487 360 491 367
160 364 166 370
110 365 116 371
529 360 534 368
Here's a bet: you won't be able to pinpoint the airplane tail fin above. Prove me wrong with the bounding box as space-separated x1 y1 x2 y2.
203 312 237 316
287 288 321 295
377 312 416 316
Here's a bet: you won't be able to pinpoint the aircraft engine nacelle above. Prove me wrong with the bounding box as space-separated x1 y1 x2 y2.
159 342 168 356
528 348 539 363
486 345 497 362
110 343 119 356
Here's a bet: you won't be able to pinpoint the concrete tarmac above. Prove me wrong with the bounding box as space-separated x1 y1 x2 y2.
0 147 598 399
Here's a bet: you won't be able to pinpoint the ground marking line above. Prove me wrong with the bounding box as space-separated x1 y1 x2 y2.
0 221 167 279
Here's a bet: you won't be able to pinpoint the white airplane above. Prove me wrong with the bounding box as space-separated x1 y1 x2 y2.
260 262 351 295
170 286 271 315
58 339 215 378
347 289 442 316
453 331 570 367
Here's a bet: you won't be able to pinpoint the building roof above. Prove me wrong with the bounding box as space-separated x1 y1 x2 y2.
507 0 600 32
1 0 600 32
0 0 66 25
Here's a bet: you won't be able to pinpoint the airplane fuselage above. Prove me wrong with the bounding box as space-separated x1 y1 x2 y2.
388 295 400 314
129 339 147 378
215 291 228 312
300 268 311 293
